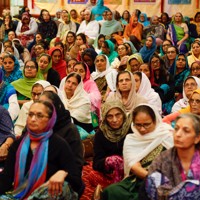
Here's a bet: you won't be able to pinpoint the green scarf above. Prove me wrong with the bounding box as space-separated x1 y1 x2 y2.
37 60 52 80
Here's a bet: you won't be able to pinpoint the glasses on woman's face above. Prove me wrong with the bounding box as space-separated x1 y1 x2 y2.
31 92 42 97
27 112 49 120
192 67 200 72
134 122 153 129
151 59 160 65
117 47 126 51
167 51 176 54
189 98 200 105
24 65 36 70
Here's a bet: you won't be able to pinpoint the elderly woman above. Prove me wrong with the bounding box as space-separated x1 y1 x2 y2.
190 61 200 78
187 40 200 68
126 53 143 73
166 12 189 54
61 72 93 136
101 104 174 199
11 60 40 105
146 113 200 199
85 99 132 198
0 100 82 199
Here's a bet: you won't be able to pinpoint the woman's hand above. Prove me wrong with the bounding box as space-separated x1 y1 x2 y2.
48 170 68 197
0 144 9 161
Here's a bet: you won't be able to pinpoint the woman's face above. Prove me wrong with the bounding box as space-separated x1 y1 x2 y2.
3 57 15 74
162 41 171 54
67 33 75 44
117 45 128 57
84 11 91 21
133 74 141 92
106 108 124 129
24 61 37 78
35 45 45 57
151 57 160 71
134 112 156 135
79 44 87 55
192 43 200 56
184 78 198 99
191 62 200 77
38 56 49 70
74 64 86 80
64 76 79 98
101 43 110 55
36 34 42 43
140 15 145 22
95 56 107 72
27 103 50 134
189 93 200 115
42 11 50 22
139 64 150 79
117 73 132 93
174 118 200 150
76 36 84 46
123 11 129 20
31 86 43 101
161 14 168 23
129 59 140 73
67 60 76 74
63 13 69 23
98 37 105 49
83 55 93 67
52 50 62 64
195 13 200 23
8 31 16 41
167 47 177 60
174 13 182 23
146 37 153 48
176 55 186 71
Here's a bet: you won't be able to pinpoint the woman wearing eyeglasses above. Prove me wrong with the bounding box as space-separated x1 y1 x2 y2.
0 100 82 199
190 61 200 78
101 104 174 200
11 60 40 106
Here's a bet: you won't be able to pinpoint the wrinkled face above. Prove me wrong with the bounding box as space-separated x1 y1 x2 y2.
189 93 200 115
174 13 182 23
129 59 140 73
67 60 76 74
95 55 107 72
64 76 79 98
8 31 16 41
162 41 171 54
84 11 91 21
76 36 84 46
107 11 113 21
117 73 132 93
176 55 186 71
192 43 200 55
24 61 37 78
139 64 150 79
52 50 62 64
133 112 156 135
27 103 50 134
140 14 145 22
63 13 69 23
38 56 49 70
74 64 86 80
3 57 15 74
166 47 177 60
191 62 200 77
184 78 198 99
151 16 159 25
146 37 153 48
106 108 124 129
83 55 93 68
151 57 160 71
133 74 141 92
31 86 43 101
174 118 200 150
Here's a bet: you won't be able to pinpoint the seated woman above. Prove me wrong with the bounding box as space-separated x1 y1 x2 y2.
11 60 40 106
190 61 200 78
133 72 162 113
2 54 22 83
48 46 67 80
166 12 189 54
91 55 118 102
39 91 84 192
0 68 19 121
191 12 200 38
187 40 200 68
126 53 143 73
37 53 60 87
146 113 200 200
108 71 147 115
138 13 150 27
87 99 132 192
61 72 94 138
139 35 157 63
172 76 200 113
64 31 76 59
159 39 172 57
0 105 15 169
101 104 174 200
93 34 105 54
0 100 82 199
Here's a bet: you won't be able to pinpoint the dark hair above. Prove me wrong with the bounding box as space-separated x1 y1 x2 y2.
25 60 38 71
32 83 44 91
73 61 87 72
160 12 170 22
3 53 15 62
76 33 87 44
67 31 76 38
118 44 128 51
4 45 14 53
175 113 200 149
167 45 179 54
32 100 54 118
3 40 12 47
133 71 142 80
35 42 48 50
122 10 131 23
67 58 77 65
194 12 200 22
132 105 156 123
66 72 81 84
116 71 131 85
39 53 51 63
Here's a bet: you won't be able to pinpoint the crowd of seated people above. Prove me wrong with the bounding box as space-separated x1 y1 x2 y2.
0 2 200 199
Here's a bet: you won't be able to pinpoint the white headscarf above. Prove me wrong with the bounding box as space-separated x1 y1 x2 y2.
123 104 174 177
91 54 118 92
